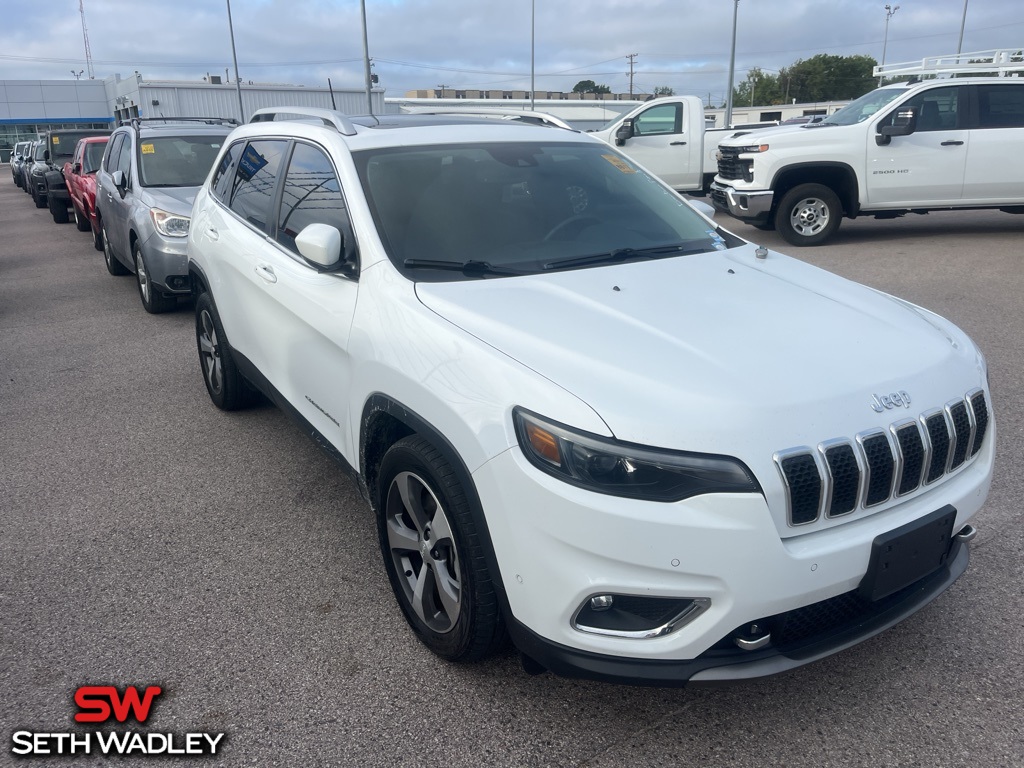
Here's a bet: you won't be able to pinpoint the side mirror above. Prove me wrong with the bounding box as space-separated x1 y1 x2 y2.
43 149 50 162
876 106 918 146
111 169 129 197
615 119 635 146
296 223 343 268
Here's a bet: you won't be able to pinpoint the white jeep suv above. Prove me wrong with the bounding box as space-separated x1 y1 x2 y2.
187 107 993 685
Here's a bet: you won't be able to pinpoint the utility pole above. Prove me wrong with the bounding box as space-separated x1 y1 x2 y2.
879 4 900 85
360 0 373 115
627 53 638 97
436 84 448 98
78 0 95 79
957 0 969 56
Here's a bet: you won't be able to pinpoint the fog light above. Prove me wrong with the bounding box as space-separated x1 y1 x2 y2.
573 594 710 639
590 595 614 611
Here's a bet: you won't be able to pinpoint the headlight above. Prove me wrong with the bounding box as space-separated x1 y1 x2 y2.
513 408 761 502
150 208 190 237
738 143 769 153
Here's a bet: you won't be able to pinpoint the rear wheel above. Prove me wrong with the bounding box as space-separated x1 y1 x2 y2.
74 204 91 232
774 183 842 246
195 292 259 410
376 436 505 662
133 241 177 314
102 223 129 275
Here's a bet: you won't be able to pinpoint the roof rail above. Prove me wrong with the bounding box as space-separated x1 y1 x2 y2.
120 116 239 128
248 107 358 136
873 47 1024 78
400 107 575 131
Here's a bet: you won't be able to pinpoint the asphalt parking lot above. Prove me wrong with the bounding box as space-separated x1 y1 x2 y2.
2 172 1023 767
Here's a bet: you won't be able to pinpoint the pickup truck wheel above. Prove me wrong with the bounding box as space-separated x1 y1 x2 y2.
102 223 130 275
133 241 177 314
195 292 259 410
74 204 91 232
49 196 69 224
33 190 47 209
775 183 842 246
377 436 504 662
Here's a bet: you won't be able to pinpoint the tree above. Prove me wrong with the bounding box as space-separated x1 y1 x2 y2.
730 54 878 107
573 80 611 94
653 86 675 97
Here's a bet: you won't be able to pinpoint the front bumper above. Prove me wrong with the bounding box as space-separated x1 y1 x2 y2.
139 230 190 294
473 445 985 685
710 181 774 225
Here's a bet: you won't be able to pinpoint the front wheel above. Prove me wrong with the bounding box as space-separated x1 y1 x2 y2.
74 204 91 232
49 196 69 224
377 436 505 662
33 190 46 209
774 183 842 246
133 242 177 314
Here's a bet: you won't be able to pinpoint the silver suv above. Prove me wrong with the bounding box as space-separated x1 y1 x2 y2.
95 118 236 313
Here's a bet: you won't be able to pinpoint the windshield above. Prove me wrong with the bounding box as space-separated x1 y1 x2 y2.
82 141 107 174
138 135 225 187
355 141 739 281
820 87 907 126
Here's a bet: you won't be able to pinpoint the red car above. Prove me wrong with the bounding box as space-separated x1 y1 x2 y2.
64 136 109 249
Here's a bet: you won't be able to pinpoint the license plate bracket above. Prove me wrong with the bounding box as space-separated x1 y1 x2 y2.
858 505 957 602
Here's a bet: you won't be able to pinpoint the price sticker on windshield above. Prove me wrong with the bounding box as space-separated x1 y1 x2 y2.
601 154 636 174
141 143 155 154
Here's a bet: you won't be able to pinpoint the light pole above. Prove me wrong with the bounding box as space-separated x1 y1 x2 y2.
957 0 969 56
360 0 373 115
879 4 899 85
71 70 84 80
530 0 535 110
725 0 739 127
225 0 245 122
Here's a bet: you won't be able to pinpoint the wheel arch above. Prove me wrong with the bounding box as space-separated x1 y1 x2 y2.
772 163 860 218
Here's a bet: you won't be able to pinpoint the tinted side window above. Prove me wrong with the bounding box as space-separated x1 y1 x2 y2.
228 140 288 232
210 141 242 203
902 87 960 132
113 134 132 175
977 85 1024 129
633 104 682 136
276 143 348 255
103 134 124 172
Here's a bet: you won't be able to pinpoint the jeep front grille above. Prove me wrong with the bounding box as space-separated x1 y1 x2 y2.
775 389 989 527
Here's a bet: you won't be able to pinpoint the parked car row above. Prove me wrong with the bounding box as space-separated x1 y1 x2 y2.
12 118 236 314
11 108 996 686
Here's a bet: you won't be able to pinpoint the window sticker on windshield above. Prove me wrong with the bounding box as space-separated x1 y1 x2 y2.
141 143 155 154
52 136 60 144
601 154 636 174
706 229 728 251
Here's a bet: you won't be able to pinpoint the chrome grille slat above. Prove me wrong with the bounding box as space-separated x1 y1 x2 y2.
775 391 989 527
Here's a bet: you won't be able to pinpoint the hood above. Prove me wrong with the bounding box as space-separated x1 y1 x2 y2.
415 244 983 458
140 186 199 216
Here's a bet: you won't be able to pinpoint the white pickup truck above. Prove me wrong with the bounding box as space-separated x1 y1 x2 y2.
711 49 1024 245
589 96 773 195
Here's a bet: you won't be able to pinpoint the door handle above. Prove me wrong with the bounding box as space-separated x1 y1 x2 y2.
670 141 688 146
255 263 277 284
940 140 964 146
206 227 219 241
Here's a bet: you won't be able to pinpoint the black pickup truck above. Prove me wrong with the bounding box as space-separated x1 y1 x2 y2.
35 128 111 222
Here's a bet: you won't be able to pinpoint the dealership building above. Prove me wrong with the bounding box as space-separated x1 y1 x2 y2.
0 74 385 162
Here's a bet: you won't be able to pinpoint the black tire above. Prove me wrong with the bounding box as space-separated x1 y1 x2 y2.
133 241 177 314
376 436 505 662
33 190 46 209
774 183 842 246
195 292 259 410
74 204 91 232
102 223 130 275
49 196 69 224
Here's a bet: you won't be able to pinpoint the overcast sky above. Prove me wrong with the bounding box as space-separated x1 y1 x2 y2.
2 1 1022 102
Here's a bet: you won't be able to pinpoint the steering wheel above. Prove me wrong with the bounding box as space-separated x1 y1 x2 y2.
543 214 602 241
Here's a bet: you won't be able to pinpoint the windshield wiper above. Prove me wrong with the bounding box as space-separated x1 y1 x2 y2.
542 243 712 271
403 258 524 276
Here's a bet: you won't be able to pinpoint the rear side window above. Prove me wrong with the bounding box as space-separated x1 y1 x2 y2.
977 85 1024 129
228 140 288 232
210 141 242 203
276 143 348 254
113 135 132 175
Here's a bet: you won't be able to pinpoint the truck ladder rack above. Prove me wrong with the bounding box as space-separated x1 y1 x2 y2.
874 47 1024 78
